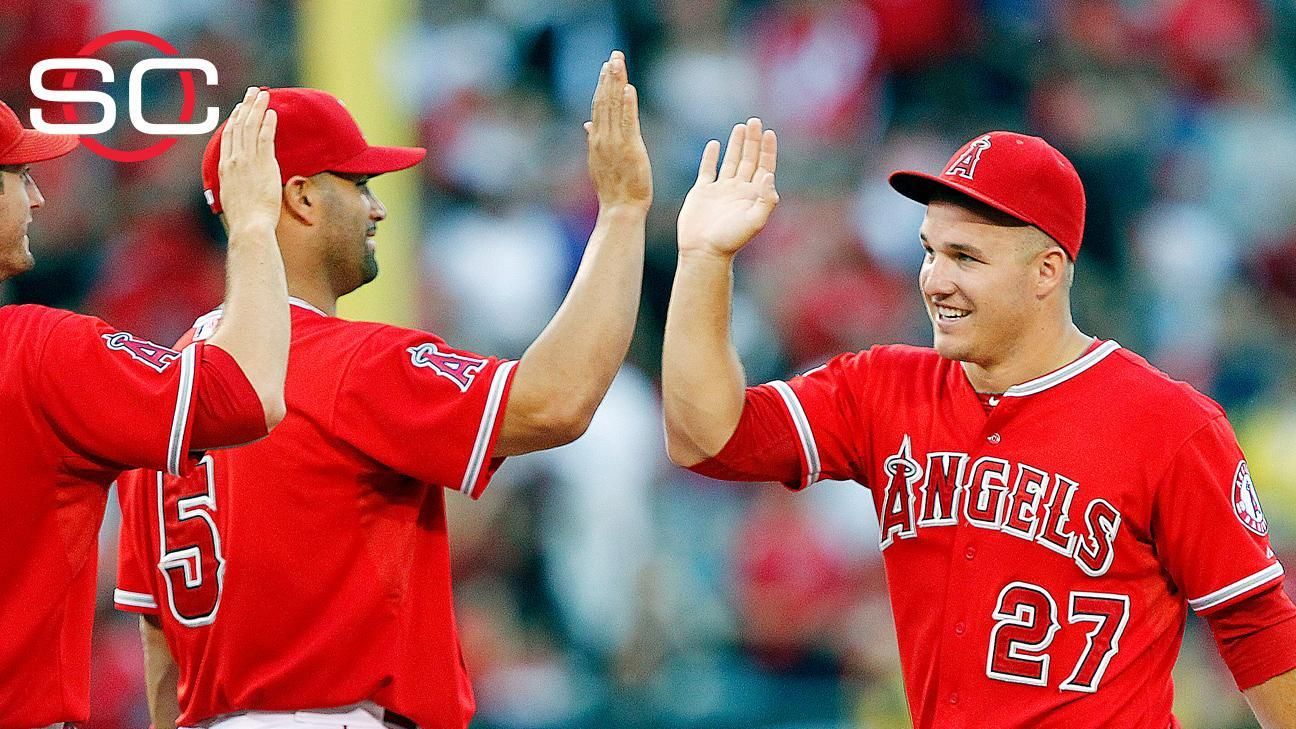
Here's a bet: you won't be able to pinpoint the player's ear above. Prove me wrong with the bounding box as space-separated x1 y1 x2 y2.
281 175 315 224
1035 244 1069 299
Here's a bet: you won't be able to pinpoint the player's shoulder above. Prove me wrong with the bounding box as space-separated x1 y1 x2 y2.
0 304 121 355
0 303 79 331
833 343 944 376
305 317 458 372
1104 345 1225 422
321 318 446 348
788 344 945 394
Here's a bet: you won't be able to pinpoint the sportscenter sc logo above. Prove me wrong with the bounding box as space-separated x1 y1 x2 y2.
29 30 219 163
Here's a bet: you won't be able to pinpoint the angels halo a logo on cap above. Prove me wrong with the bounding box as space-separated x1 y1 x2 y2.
944 135 992 180
1232 460 1268 535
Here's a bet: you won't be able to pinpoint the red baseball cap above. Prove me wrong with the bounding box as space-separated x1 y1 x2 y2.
0 100 79 165
202 87 426 213
888 131 1086 259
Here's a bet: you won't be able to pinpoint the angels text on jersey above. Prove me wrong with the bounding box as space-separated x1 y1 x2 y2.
877 434 1120 577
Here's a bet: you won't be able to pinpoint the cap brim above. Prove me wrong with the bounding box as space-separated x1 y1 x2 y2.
888 169 1037 229
0 130 79 165
329 144 426 177
889 169 1079 260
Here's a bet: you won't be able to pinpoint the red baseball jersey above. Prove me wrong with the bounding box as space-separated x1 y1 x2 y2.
697 341 1286 728
0 303 252 728
115 299 517 729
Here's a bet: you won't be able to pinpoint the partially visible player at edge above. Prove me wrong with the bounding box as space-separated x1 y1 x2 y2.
115 51 650 729
0 87 290 728
661 121 1296 727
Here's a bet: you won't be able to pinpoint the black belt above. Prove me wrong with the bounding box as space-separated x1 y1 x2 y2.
383 710 418 729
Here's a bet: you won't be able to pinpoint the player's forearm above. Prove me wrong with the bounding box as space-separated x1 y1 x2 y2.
1246 667 1296 728
205 222 289 430
139 615 181 729
662 248 746 466
501 204 646 454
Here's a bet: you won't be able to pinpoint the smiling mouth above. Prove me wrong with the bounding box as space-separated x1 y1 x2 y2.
935 305 970 321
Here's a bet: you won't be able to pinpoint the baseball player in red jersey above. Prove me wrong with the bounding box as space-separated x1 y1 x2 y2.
662 121 1296 727
0 87 291 729
114 51 650 729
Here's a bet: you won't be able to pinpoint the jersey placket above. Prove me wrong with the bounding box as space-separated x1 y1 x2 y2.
929 394 1019 728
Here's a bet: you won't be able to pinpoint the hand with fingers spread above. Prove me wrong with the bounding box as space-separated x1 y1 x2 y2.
677 118 779 258
584 50 652 213
217 87 282 235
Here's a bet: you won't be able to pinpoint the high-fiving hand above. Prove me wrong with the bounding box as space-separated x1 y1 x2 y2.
677 118 779 258
585 50 652 213
218 87 282 234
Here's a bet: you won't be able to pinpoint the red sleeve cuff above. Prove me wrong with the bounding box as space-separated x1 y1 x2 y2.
464 361 518 500
688 385 803 487
1206 584 1296 690
113 587 160 616
189 343 269 453
165 342 203 476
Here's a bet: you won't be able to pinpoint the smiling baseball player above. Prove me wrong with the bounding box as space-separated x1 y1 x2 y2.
662 122 1296 728
114 52 650 729
0 87 290 729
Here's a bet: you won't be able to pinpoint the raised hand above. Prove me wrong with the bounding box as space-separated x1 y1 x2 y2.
677 118 779 258
585 50 652 213
218 87 282 233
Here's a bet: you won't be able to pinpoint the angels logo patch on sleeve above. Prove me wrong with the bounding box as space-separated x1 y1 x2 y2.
408 343 487 392
1232 460 1268 536
102 333 182 372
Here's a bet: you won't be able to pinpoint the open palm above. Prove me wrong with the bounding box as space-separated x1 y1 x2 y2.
677 118 779 257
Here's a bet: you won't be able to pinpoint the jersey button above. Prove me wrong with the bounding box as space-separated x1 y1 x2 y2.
965 546 976 560
949 692 959 705
987 433 1001 444
954 621 966 636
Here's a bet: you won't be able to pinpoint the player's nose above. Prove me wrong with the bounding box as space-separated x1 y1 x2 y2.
26 176 44 209
368 193 387 222
920 256 957 298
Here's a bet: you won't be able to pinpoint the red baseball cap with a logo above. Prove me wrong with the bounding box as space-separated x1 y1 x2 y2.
888 131 1086 259
202 87 426 214
0 100 79 165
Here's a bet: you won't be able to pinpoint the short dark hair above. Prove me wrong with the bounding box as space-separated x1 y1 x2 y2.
928 188 1029 228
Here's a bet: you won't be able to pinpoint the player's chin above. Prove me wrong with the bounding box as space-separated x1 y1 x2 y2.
932 330 975 362
0 243 34 279
359 252 379 286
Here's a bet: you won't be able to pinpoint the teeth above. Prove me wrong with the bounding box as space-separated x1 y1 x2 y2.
936 306 969 320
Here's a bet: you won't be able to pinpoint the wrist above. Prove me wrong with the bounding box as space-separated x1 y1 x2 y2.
676 246 738 266
225 220 278 242
596 202 651 221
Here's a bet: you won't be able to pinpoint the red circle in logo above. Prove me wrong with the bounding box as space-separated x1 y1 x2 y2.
58 30 200 163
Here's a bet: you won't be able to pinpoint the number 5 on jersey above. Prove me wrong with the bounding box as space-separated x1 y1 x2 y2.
155 455 225 626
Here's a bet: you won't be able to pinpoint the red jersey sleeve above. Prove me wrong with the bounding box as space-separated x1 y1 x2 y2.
187 344 267 451
332 328 517 498
1152 415 1286 616
1204 584 1296 690
690 351 870 490
113 470 161 616
36 313 204 476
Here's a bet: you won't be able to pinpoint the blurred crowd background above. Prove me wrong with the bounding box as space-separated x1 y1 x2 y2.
5 0 1296 727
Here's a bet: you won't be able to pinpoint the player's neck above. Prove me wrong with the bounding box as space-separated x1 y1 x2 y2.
962 324 1093 394
284 279 338 317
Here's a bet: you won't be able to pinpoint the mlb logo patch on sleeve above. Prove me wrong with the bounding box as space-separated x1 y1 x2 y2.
407 343 487 392
1232 460 1268 536
102 333 181 372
